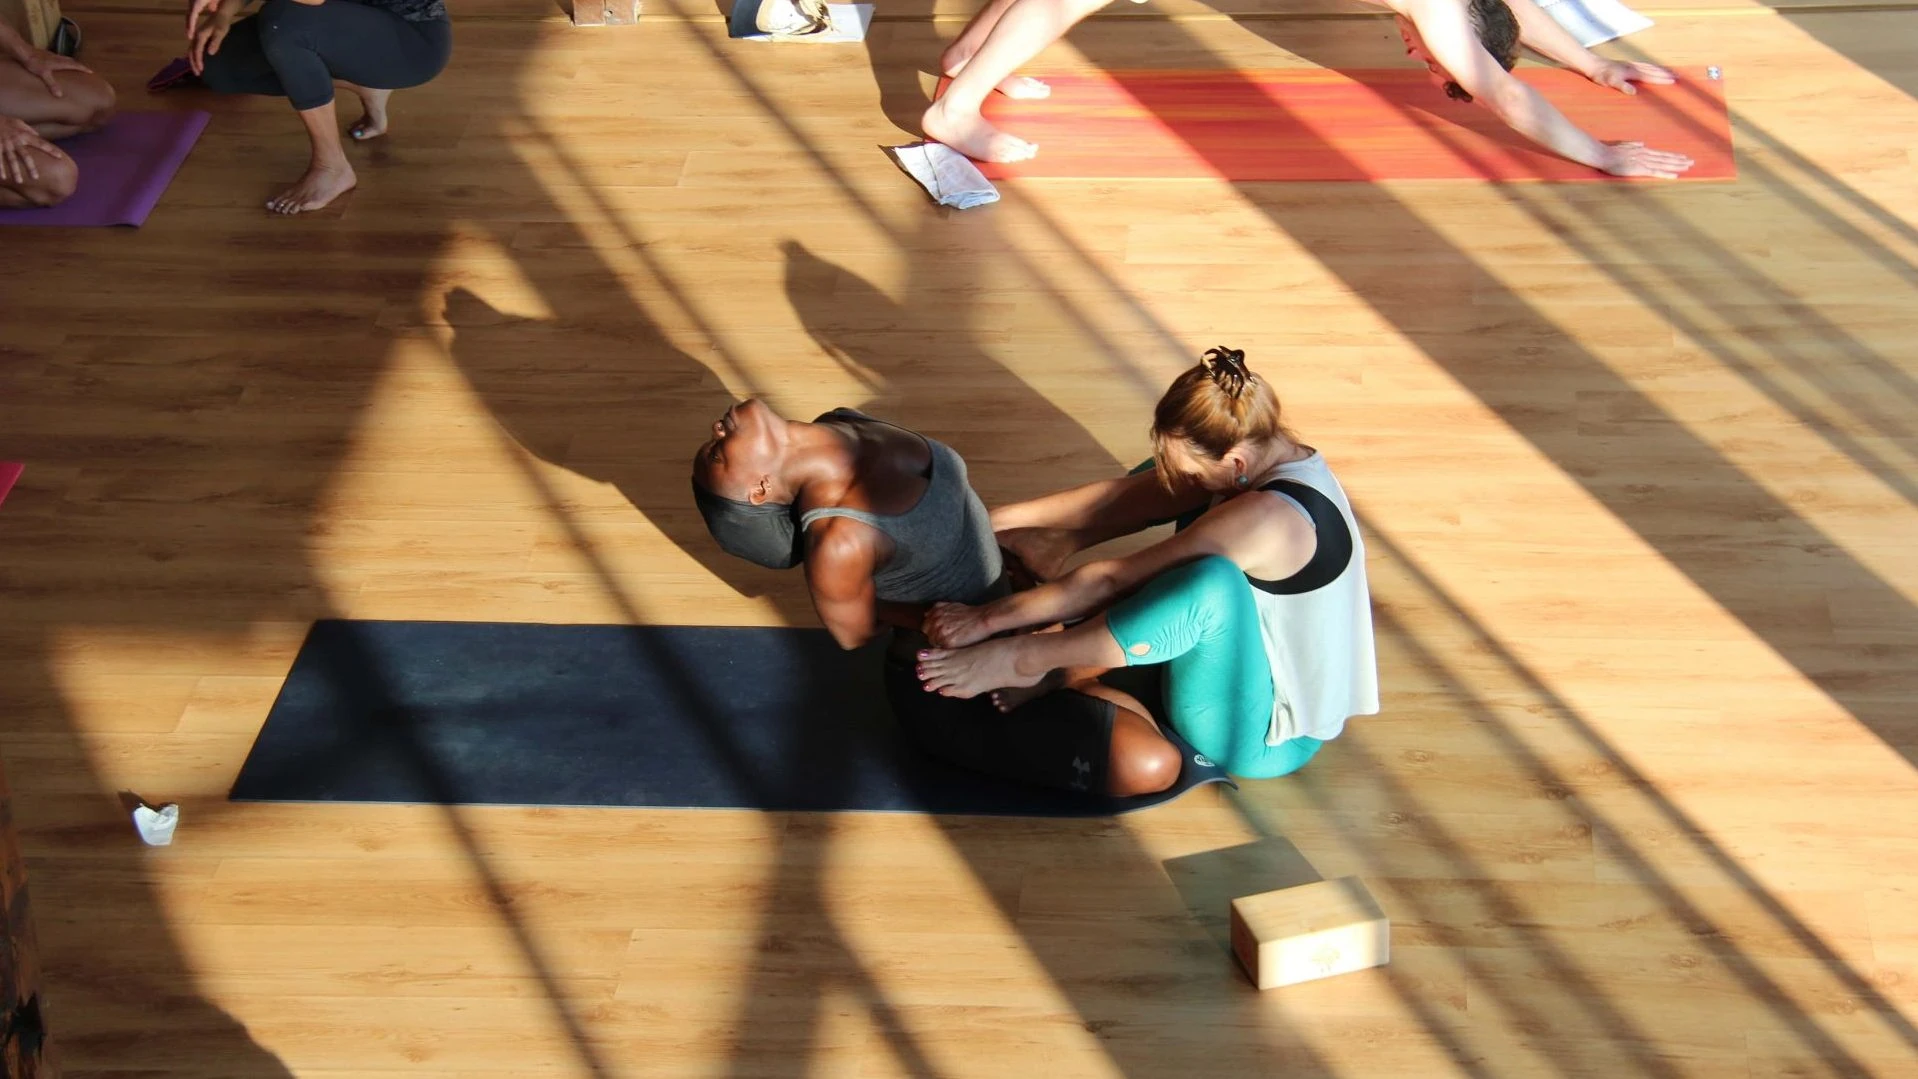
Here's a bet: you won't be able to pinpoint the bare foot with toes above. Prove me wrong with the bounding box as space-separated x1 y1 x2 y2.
344 85 392 141
918 639 1042 700
990 669 1065 713
267 163 356 215
922 99 1037 163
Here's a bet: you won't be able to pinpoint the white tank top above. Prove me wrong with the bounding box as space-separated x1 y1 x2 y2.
1241 452 1380 744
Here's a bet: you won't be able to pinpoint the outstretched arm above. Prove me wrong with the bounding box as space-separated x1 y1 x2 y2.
1504 0 1678 95
991 467 1206 536
1406 0 1692 178
926 490 1306 647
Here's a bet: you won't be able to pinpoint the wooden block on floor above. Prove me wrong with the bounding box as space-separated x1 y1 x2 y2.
1229 876 1389 990
571 0 639 26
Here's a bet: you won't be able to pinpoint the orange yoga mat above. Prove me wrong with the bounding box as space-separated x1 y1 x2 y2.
962 68 1733 182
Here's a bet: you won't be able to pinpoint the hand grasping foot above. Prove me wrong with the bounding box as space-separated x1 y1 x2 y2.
267 162 356 215
922 98 1037 163
917 639 1042 700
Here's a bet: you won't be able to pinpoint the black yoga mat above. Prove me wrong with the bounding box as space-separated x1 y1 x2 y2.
230 620 1234 817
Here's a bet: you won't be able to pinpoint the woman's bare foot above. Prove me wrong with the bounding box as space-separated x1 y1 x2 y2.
994 75 1051 100
998 526 1077 581
267 162 356 215
990 668 1065 713
344 85 392 141
918 639 1042 700
922 98 1037 163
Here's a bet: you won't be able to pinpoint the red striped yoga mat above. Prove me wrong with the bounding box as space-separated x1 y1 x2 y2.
959 67 1733 182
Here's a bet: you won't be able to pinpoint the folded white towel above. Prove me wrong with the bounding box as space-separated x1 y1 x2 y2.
1537 0 1653 48
885 143 1000 210
133 803 179 846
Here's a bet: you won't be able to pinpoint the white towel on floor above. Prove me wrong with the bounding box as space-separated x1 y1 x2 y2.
1537 0 1653 48
737 2 873 42
133 803 179 846
885 143 1000 210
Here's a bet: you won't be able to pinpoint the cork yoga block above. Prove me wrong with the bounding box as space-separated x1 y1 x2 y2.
1229 876 1389 990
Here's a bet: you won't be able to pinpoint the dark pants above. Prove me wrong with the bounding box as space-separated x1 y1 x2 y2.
201 0 452 112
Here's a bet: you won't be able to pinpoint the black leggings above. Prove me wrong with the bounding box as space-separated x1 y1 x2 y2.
200 0 452 112
883 653 1118 796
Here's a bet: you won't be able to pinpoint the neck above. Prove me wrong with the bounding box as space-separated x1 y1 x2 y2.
782 422 861 508
1245 436 1308 483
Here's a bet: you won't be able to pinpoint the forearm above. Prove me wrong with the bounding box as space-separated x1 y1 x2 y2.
875 601 927 633
1491 83 1607 169
978 561 1122 635
0 22 29 62
1511 0 1603 76
991 477 1137 533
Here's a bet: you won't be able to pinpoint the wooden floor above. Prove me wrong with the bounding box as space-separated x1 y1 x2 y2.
2 2 1915 1076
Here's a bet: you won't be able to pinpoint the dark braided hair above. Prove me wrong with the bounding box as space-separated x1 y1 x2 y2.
1444 0 1522 103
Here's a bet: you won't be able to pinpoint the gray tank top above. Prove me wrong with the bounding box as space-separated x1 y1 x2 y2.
798 410 1003 606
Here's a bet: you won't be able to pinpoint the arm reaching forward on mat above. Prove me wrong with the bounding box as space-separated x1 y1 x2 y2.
925 488 1310 650
1500 0 1679 96
1393 0 1694 178
990 467 1212 581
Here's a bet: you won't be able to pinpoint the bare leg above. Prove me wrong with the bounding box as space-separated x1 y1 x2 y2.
0 142 77 208
0 60 116 139
337 81 393 141
918 613 1126 700
267 100 357 215
1076 678 1179 796
997 525 1081 581
941 0 1051 100
921 0 1114 161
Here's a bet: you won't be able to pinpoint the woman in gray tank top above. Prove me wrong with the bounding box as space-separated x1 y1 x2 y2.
690 399 1201 799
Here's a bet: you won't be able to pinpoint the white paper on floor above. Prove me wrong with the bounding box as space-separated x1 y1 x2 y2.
1537 0 1654 48
885 143 1000 210
133 803 179 846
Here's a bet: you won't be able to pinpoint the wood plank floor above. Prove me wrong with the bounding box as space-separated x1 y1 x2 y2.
2 4 1915 1077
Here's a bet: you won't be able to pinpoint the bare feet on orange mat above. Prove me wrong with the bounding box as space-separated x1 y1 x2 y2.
343 83 392 141
990 668 1064 714
267 162 356 214
922 99 1036 163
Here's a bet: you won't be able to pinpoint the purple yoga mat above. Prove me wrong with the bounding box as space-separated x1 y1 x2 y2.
0 110 210 228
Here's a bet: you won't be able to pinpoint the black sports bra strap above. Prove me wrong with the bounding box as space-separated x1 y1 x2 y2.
1247 479 1354 596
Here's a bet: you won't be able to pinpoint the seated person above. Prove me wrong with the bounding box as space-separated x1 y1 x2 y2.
692 400 1185 797
925 0 1694 178
186 0 452 214
917 348 1380 782
0 19 116 207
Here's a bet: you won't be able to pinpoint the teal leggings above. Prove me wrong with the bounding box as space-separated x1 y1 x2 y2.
1105 556 1323 779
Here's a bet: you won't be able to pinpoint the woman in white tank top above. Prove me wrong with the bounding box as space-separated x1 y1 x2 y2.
916 348 1380 786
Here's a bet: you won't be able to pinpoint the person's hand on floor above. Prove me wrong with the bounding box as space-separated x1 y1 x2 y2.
0 116 57 184
1588 60 1676 96
21 48 92 98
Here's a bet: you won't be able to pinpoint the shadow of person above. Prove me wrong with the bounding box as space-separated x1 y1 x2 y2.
439 286 816 628
779 240 1128 508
